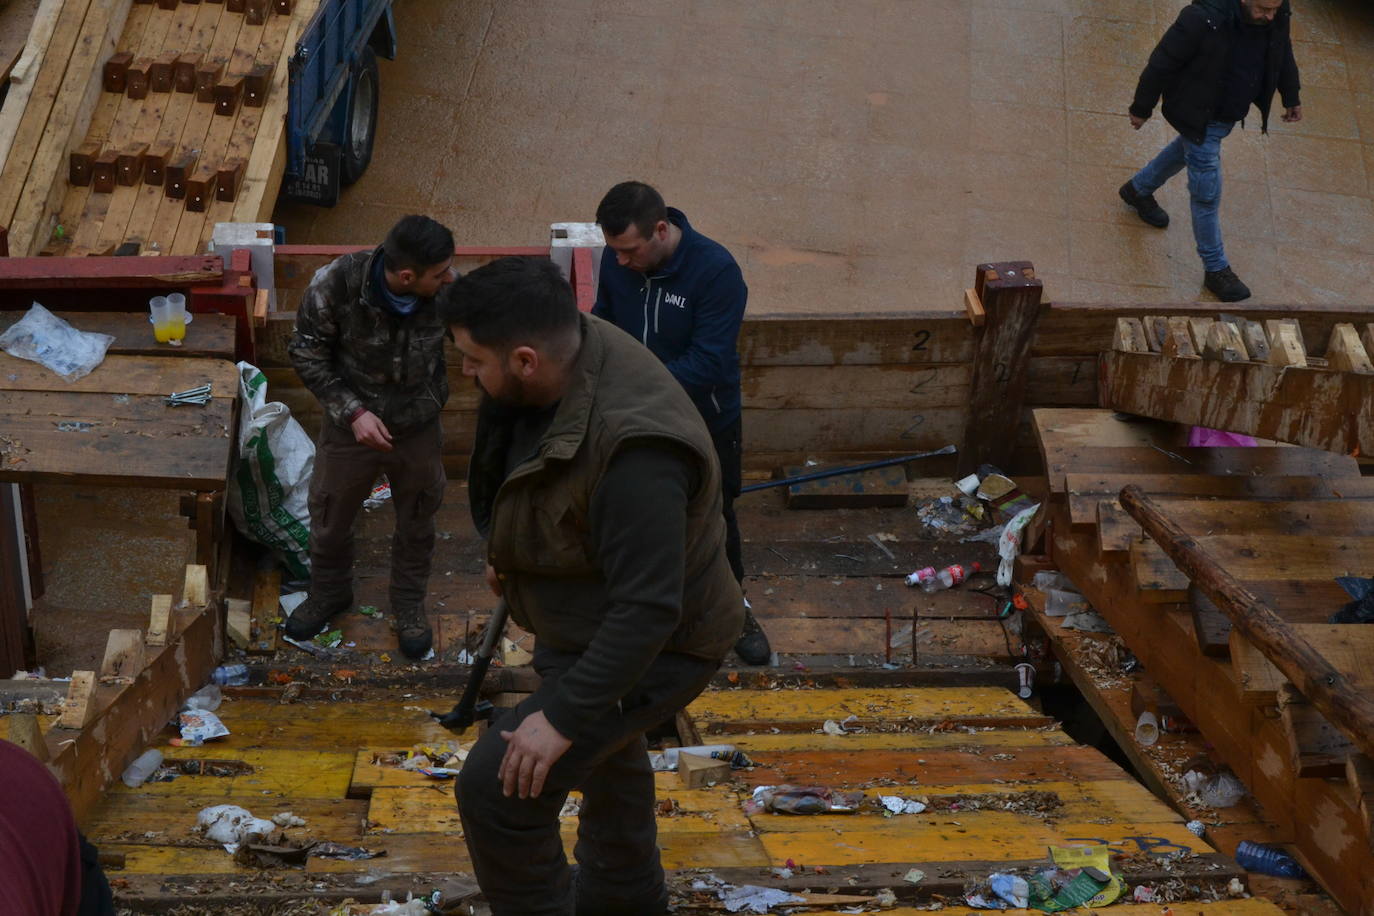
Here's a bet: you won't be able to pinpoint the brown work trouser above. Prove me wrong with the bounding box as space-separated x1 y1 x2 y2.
306 417 446 609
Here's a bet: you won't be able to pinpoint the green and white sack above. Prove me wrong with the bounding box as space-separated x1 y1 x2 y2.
228 362 313 579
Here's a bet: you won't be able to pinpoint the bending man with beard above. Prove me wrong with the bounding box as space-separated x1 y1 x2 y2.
441 257 743 915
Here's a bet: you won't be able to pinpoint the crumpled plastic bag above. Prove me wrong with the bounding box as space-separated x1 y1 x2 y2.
197 805 276 845
997 504 1040 587
746 784 864 815
175 708 230 746
0 303 115 380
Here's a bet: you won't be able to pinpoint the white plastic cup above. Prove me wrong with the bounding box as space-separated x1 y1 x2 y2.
150 293 185 345
1135 710 1159 746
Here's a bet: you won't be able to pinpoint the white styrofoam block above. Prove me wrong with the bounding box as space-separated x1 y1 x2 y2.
549 222 605 291
211 223 276 310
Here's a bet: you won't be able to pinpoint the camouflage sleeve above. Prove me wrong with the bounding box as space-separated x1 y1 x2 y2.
288 260 363 427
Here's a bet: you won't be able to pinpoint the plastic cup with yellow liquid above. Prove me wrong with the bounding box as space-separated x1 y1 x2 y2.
149 293 191 345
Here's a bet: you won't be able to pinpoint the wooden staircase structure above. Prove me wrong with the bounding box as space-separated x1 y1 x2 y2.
1035 407 1374 915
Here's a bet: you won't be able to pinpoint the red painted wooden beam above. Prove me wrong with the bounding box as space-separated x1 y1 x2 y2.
0 256 222 288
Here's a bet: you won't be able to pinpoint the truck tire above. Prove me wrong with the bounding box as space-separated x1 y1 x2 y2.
340 47 379 186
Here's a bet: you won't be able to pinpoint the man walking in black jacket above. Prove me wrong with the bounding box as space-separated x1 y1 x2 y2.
1120 0 1301 302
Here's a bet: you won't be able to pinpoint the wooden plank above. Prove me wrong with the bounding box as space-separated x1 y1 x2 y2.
195 6 291 245
146 593 173 646
0 0 66 171
8 711 50 760
0 0 96 229
742 364 971 410
182 563 209 607
1349 755 1374 852
688 687 1047 734
1189 583 1232 658
56 670 96 728
144 2 240 253
171 11 262 251
52 4 158 250
755 819 1208 868
60 2 166 253
1101 350 1374 455
0 391 234 489
1132 535 1374 597
99 627 145 679
87 7 187 251
1066 474 1374 527
1094 498 1136 556
1279 682 1355 777
1036 406 1359 493
1325 323 1373 374
0 350 236 393
8 0 136 254
958 261 1042 476
782 463 908 509
1231 624 1374 707
247 566 279 654
123 0 225 249
231 0 319 224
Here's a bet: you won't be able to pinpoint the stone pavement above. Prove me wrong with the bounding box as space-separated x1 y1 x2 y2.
273 0 1374 310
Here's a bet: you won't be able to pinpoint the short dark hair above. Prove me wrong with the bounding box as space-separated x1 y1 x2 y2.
596 181 666 240
382 215 454 273
439 257 579 354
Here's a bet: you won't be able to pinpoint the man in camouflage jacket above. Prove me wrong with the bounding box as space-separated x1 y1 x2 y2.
286 215 456 658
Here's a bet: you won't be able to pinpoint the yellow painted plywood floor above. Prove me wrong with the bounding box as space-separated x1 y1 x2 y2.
77 685 1285 913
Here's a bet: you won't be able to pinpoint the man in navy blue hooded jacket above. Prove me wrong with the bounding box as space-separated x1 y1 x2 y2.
592 181 770 666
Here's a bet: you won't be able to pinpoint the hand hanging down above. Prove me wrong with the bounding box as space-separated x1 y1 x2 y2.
498 710 572 799
350 409 394 451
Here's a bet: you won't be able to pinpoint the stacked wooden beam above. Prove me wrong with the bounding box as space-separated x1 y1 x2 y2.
0 0 313 256
1102 314 1374 455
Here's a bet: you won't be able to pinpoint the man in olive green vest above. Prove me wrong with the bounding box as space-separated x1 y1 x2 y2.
440 257 743 916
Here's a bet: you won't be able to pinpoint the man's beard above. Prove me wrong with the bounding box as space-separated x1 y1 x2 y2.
476 372 532 411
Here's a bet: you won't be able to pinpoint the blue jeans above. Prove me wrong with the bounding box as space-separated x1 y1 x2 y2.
1131 120 1235 272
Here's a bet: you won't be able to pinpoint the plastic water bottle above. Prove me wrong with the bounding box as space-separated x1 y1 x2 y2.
1234 841 1307 879
921 562 982 592
121 748 164 788
905 567 936 588
211 663 249 686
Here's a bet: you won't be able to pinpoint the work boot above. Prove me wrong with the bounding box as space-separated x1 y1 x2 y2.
1204 267 1251 302
1118 181 1169 228
734 599 772 666
282 591 352 641
572 865 670 916
393 602 433 660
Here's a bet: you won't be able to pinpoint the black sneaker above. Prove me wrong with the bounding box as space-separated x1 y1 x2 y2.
1204 267 1251 302
282 592 352 641
734 600 771 666
1119 181 1169 228
393 603 433 660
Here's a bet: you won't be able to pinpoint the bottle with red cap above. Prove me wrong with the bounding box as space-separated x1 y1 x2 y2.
919 561 981 592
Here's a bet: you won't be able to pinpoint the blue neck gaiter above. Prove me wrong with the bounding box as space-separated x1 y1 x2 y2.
372 254 420 317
